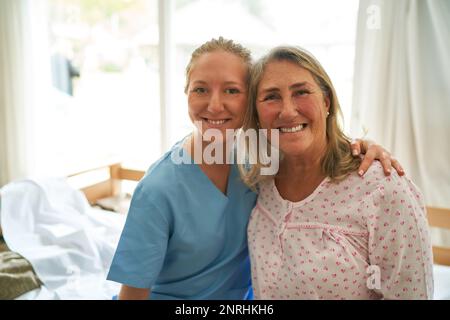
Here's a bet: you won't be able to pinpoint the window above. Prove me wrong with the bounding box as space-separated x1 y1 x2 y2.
45 0 160 175
41 0 359 176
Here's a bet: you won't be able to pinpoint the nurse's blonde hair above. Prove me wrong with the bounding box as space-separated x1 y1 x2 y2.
184 37 252 93
239 46 361 190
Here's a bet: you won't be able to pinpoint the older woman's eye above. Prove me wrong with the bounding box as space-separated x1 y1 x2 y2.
261 94 279 102
294 90 310 97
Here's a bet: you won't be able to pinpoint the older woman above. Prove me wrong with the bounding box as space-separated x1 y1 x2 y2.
242 46 433 300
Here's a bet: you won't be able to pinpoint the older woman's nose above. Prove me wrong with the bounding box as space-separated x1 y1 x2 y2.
278 99 299 120
207 91 225 113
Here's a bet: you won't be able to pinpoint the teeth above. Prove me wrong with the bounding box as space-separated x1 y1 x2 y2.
280 124 306 133
207 119 227 125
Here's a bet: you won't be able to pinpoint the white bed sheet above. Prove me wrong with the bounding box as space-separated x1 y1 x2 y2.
433 264 450 300
0 178 125 300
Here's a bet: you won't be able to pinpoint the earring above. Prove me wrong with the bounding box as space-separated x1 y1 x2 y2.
326 111 330 117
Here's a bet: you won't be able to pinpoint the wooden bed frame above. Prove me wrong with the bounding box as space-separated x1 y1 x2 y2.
67 162 145 205
427 206 450 266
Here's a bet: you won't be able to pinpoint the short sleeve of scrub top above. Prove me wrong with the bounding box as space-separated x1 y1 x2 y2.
107 139 257 299
106 180 171 289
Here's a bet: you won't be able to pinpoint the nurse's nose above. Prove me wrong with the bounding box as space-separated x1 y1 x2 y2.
207 90 225 113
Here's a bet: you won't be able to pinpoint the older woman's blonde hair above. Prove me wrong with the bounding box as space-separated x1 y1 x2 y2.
239 46 361 190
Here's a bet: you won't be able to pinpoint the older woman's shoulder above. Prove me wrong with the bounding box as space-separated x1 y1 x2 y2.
340 161 406 196
342 160 385 187
360 160 401 186
360 161 424 204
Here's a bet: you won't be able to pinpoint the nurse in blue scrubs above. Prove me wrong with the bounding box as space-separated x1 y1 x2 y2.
107 37 404 300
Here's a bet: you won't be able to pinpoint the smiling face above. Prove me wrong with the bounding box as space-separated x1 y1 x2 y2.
256 60 330 159
187 50 248 141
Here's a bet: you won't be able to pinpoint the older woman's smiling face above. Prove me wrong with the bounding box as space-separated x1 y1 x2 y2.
256 60 330 159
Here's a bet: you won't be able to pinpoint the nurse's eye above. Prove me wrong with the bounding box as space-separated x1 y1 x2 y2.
192 87 207 94
224 88 241 94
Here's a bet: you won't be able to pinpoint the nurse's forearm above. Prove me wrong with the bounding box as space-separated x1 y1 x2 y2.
118 284 150 300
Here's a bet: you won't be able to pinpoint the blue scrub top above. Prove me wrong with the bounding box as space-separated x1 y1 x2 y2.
107 139 257 299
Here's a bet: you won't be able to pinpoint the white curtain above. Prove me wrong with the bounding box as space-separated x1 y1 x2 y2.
351 0 450 243
0 0 51 187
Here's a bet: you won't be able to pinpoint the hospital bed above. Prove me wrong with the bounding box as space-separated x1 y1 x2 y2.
0 162 144 299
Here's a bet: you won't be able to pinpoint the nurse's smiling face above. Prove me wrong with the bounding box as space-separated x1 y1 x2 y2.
187 50 248 140
256 60 330 159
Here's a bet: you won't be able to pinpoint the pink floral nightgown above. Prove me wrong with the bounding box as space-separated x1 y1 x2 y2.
248 162 433 299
